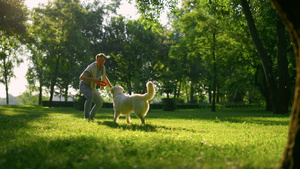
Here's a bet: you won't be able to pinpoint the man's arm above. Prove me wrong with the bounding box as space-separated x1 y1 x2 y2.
105 77 112 89
79 71 98 83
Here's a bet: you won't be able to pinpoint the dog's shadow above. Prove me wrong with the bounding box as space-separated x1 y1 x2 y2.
99 121 158 132
98 121 199 133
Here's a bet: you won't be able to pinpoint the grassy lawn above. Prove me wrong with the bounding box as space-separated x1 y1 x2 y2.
0 105 290 169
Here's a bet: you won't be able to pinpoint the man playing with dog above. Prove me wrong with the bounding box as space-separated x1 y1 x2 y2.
79 53 112 121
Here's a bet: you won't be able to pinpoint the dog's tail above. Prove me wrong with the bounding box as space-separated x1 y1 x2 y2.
143 81 156 101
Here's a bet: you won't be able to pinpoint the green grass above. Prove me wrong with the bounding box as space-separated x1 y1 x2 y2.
0 105 290 169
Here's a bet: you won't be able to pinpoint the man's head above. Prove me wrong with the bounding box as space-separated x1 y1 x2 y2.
95 53 106 69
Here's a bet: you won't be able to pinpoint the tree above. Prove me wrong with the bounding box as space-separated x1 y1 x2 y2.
17 87 49 105
147 0 292 112
104 16 169 94
269 0 300 168
0 0 27 35
240 0 291 114
170 0 258 107
25 23 48 106
29 0 91 104
0 0 27 105
134 1 300 167
168 3 209 104
0 34 23 105
82 0 120 56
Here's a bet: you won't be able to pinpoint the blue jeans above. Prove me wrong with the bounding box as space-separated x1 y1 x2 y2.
80 84 103 119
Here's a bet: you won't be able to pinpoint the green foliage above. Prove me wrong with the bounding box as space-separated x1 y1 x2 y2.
42 101 74 107
162 98 176 111
74 92 86 111
17 90 48 105
0 33 24 104
135 0 178 21
28 0 106 101
0 34 23 82
104 16 171 93
8 0 294 112
73 92 114 111
0 106 289 168
0 0 28 35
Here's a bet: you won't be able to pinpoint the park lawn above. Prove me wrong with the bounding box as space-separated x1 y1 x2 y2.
0 105 290 169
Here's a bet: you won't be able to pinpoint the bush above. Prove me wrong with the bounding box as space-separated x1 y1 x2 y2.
150 103 164 109
74 93 114 111
162 98 176 111
42 101 74 107
74 93 86 111
199 103 211 109
103 103 113 108
220 103 264 109
177 103 199 109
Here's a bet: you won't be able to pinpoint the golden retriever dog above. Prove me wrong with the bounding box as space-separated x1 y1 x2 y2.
110 81 156 125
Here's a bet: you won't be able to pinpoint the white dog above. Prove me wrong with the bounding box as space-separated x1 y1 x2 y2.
110 81 156 125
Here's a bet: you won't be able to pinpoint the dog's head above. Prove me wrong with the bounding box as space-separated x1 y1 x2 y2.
111 86 124 97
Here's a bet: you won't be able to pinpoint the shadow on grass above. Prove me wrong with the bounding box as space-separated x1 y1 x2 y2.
147 109 290 126
73 107 290 126
0 106 291 129
99 120 159 132
1 135 119 169
99 120 199 133
1 128 281 169
0 106 286 169
64 106 290 126
0 105 50 129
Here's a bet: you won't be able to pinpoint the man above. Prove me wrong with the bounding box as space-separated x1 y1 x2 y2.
79 53 112 121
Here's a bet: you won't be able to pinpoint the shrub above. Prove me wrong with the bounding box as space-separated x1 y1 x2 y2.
74 93 86 111
177 103 199 109
74 93 113 111
42 101 74 107
162 98 176 111
150 103 164 109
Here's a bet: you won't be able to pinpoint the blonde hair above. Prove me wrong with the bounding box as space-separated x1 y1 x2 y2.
95 53 106 60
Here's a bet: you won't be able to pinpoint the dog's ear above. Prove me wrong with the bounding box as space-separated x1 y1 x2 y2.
111 87 116 94
120 86 124 92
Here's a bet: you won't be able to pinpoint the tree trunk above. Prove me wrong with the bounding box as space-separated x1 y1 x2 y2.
280 32 300 169
39 82 42 105
265 94 273 111
208 88 211 104
176 80 181 102
49 55 60 105
190 81 194 103
212 31 216 112
38 74 43 105
254 65 273 111
277 16 291 114
127 71 132 95
174 81 178 101
186 87 189 103
4 59 9 105
240 0 280 113
248 90 252 104
5 76 9 105
269 0 300 168
217 85 220 103
64 85 69 102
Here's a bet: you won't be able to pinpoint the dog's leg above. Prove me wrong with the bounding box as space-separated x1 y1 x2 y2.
136 113 145 125
139 117 145 126
113 110 121 123
126 115 131 123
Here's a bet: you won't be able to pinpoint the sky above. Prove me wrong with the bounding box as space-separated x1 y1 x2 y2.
0 0 168 98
